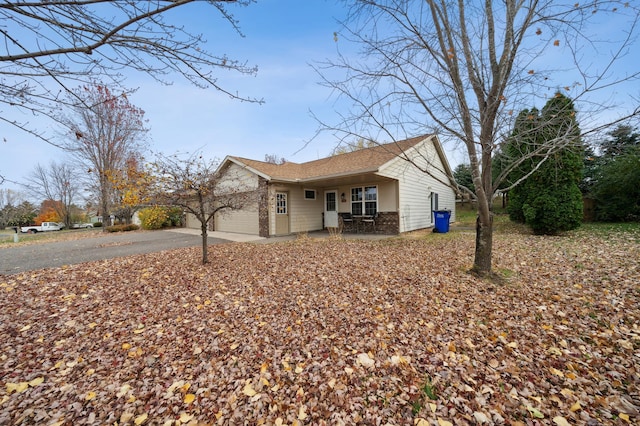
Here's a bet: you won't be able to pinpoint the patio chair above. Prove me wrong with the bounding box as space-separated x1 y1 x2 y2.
340 213 356 233
361 213 377 233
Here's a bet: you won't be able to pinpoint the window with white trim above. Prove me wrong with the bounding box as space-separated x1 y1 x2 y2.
351 186 377 215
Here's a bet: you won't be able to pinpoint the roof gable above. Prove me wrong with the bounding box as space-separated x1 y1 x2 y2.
222 135 448 182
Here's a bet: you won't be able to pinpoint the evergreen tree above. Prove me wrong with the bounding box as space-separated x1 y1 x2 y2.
600 125 640 158
503 94 584 234
453 163 475 195
591 125 640 221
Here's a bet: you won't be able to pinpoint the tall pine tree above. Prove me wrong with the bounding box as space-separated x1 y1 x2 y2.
503 93 584 234
591 125 640 221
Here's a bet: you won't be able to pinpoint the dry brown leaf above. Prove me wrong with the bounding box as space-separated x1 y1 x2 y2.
242 381 257 397
553 416 570 426
134 413 148 425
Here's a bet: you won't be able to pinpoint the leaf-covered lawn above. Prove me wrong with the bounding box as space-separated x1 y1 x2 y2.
0 228 105 248
1 231 638 425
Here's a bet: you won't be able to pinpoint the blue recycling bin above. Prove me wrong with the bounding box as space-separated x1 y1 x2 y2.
433 210 451 233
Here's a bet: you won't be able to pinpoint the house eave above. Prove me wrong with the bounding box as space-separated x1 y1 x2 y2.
221 156 273 181
289 167 381 184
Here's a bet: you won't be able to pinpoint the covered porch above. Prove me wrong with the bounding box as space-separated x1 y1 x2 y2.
303 172 401 235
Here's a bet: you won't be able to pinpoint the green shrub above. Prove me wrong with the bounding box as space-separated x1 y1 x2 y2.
138 206 168 230
105 224 139 233
499 93 584 235
93 222 103 228
522 186 583 235
592 149 640 222
165 206 184 227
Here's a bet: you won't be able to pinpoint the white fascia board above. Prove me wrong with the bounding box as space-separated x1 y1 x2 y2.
222 156 273 181
431 136 457 186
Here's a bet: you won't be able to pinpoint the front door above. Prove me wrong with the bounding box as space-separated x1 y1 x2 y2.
325 190 338 228
275 191 289 235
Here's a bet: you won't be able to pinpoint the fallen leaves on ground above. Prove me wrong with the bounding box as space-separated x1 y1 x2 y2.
0 230 638 425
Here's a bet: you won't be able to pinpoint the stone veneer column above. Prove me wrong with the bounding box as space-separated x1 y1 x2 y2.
375 212 399 234
258 177 269 237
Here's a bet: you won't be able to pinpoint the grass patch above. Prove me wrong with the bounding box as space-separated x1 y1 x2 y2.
575 222 640 240
493 215 529 234
420 378 438 400
496 267 517 281
455 203 477 226
454 203 530 235
411 376 438 415
0 230 18 245
0 228 101 247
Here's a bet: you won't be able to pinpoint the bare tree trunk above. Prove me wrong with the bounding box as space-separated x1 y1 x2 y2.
472 213 493 278
100 178 111 230
471 146 496 276
200 220 209 264
198 195 209 265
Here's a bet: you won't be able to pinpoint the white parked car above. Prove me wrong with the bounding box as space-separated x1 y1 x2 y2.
72 223 94 229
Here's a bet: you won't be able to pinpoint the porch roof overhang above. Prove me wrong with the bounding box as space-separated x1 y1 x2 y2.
219 134 453 188
269 169 397 187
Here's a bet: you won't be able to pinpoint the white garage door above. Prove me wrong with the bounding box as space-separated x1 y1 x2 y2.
215 205 259 235
185 212 202 230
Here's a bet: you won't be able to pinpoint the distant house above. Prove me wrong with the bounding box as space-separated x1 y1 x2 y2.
195 134 456 237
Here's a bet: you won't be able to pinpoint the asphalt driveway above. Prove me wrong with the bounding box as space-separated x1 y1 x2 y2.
0 229 233 275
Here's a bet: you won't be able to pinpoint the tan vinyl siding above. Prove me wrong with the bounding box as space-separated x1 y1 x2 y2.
396 164 433 233
379 137 456 232
289 186 323 233
267 185 323 235
211 163 261 235
185 212 200 230
377 180 398 212
217 163 259 193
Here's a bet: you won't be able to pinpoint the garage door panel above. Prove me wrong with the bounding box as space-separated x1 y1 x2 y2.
215 207 259 235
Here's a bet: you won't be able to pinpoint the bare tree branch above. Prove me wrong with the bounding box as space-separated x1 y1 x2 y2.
23 161 79 227
151 151 257 264
1 0 262 144
59 83 148 228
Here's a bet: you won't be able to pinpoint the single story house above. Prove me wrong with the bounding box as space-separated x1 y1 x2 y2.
191 134 456 237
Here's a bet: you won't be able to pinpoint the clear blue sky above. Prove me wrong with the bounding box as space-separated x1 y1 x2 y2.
130 0 357 162
1 0 366 193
